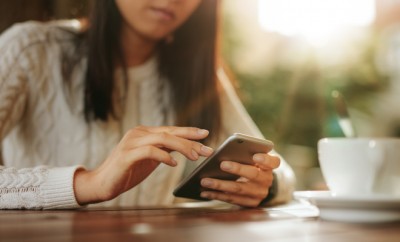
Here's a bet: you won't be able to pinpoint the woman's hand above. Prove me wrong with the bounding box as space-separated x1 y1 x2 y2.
199 153 280 207
74 126 214 205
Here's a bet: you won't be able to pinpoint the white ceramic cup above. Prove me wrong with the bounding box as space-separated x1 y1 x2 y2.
318 138 400 197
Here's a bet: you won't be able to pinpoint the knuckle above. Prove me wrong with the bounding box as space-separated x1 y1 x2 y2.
251 169 260 180
233 183 243 193
206 192 216 200
190 127 199 134
212 181 221 190
169 126 178 133
166 126 178 135
142 146 155 157
127 127 142 137
184 141 197 157
158 132 170 140
191 141 202 153
223 195 234 204
258 189 269 199
179 127 193 135
272 156 281 168
231 163 240 173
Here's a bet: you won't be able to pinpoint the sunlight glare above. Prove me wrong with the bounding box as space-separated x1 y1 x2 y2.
258 0 376 46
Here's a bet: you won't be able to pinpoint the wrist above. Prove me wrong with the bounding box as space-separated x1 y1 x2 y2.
73 168 100 205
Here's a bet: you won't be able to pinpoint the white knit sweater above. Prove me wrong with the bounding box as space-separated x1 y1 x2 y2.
0 21 295 209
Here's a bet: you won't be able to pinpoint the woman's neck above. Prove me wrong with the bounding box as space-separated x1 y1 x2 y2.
120 26 158 67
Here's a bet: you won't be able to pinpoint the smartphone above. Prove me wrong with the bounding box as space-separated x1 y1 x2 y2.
173 133 274 201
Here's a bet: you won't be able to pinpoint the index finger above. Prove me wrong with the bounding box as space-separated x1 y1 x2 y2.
137 126 209 140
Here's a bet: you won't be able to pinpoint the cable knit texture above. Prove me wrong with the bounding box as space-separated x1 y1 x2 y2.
0 165 80 209
0 166 47 209
0 21 295 209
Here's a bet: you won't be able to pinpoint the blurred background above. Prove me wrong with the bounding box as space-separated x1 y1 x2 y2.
222 0 400 191
1 0 400 191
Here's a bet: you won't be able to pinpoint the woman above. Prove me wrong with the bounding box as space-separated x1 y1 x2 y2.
0 0 295 209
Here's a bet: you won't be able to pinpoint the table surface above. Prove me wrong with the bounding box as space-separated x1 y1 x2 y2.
1 201 399 242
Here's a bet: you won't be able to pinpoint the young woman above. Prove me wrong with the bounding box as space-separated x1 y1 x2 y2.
0 0 295 209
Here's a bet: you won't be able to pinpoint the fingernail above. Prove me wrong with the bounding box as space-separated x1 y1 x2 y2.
201 179 213 187
171 158 178 166
253 154 265 162
200 192 210 199
198 129 209 136
200 145 213 156
221 161 232 171
192 149 199 160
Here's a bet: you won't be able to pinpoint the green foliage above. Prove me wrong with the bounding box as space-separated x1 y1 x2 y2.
234 68 293 141
222 22 389 156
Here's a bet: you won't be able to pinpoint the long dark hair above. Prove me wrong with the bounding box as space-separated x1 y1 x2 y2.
84 0 221 140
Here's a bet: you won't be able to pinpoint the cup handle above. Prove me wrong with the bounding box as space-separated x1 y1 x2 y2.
367 141 385 193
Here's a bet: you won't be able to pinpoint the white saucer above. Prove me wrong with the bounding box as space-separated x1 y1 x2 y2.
294 191 400 223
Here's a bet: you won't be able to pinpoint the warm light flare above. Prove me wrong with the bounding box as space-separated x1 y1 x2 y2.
258 0 376 45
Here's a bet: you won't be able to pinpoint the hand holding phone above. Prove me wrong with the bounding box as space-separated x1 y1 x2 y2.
173 133 274 200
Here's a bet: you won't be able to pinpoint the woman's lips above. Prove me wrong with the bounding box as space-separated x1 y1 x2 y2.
149 7 175 21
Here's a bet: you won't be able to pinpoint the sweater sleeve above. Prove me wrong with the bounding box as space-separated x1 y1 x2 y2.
0 23 84 209
217 68 296 205
0 166 82 209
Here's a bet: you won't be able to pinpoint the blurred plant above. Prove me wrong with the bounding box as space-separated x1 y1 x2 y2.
321 32 390 138
222 16 389 157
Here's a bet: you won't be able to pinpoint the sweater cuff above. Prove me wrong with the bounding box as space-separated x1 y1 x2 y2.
40 166 83 209
267 161 296 206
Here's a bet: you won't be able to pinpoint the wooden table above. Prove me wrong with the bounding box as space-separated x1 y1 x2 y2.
1 201 399 242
